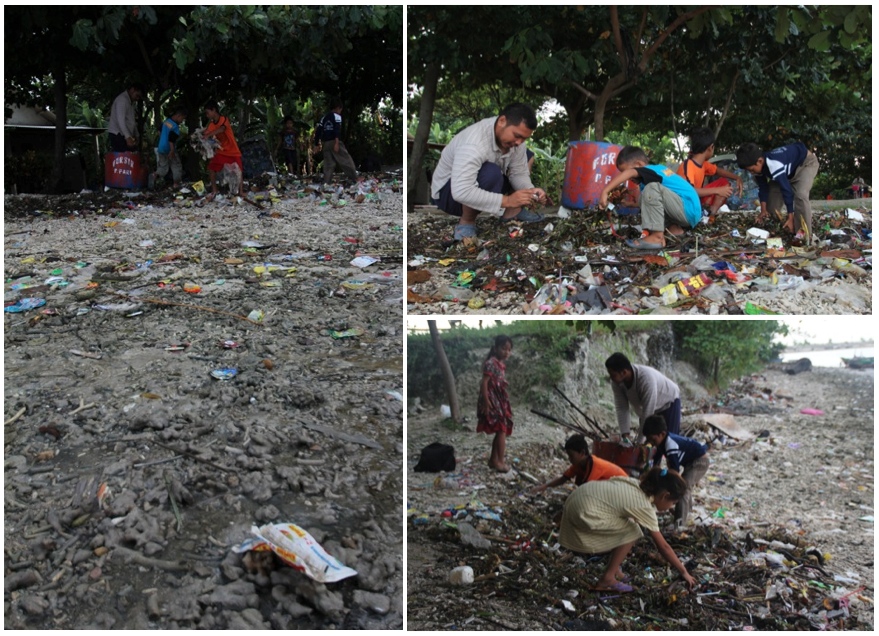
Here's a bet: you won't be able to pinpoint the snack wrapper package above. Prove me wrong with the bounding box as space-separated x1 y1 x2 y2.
232 523 358 583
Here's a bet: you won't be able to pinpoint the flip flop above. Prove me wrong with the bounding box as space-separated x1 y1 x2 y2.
503 209 545 223
591 582 634 594
453 223 478 241
625 238 664 250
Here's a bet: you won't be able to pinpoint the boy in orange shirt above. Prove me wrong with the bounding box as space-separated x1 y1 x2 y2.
531 434 627 494
677 127 743 222
202 100 244 201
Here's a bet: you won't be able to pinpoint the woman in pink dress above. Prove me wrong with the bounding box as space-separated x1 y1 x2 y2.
477 336 514 472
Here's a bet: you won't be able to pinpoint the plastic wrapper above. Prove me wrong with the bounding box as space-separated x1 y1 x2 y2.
232 523 357 583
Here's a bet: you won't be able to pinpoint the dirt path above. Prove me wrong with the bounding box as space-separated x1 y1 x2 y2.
4 180 403 629
406 366 874 630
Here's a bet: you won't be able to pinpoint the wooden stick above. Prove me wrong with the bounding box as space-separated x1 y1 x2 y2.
69 398 96 417
139 297 262 325
112 546 188 572
5 406 26 426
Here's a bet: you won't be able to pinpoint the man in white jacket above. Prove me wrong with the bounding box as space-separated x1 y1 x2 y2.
108 83 144 152
430 103 547 241
605 352 681 444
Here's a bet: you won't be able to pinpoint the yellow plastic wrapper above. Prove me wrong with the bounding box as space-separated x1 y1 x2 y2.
232 523 357 583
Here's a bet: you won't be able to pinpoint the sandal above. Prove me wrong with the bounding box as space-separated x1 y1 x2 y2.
625 237 664 250
590 582 634 594
503 209 545 223
453 223 478 241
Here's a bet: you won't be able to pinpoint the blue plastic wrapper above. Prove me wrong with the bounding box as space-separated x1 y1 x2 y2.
4 298 47 313
210 367 238 380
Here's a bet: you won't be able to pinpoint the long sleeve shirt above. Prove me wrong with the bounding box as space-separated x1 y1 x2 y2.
315 111 342 143
430 117 533 216
755 142 809 214
652 433 708 472
611 364 680 438
108 90 137 139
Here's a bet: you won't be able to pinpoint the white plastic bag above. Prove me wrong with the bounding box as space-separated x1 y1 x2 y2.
232 523 357 583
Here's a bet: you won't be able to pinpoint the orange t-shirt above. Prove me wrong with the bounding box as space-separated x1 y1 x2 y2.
563 456 627 485
206 115 241 158
677 157 717 189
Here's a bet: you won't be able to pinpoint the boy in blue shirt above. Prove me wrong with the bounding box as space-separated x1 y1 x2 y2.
643 415 709 529
599 146 701 250
735 141 819 242
154 108 186 189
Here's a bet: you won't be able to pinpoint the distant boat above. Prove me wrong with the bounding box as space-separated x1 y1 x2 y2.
842 356 874 369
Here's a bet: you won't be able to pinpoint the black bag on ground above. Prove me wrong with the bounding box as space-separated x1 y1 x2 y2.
414 443 456 473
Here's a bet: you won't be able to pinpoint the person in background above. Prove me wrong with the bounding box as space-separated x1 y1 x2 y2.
202 100 244 201
313 97 358 185
276 115 299 176
478 335 515 473
108 82 144 152
153 107 186 189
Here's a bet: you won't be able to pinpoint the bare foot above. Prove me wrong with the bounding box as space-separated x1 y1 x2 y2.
205 192 216 202
489 461 511 473
667 224 685 236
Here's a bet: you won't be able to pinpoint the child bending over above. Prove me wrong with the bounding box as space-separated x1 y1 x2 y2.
677 127 743 221
559 467 697 593
600 146 702 250
531 434 626 494
643 415 710 530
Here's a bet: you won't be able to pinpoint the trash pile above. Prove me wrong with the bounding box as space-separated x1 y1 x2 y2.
409 506 871 630
4 173 404 629
406 204 872 315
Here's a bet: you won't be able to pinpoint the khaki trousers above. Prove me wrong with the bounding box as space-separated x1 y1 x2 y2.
767 151 819 239
675 453 710 524
640 182 690 232
322 141 358 183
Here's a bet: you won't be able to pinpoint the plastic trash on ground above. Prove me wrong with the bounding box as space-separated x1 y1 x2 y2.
232 523 357 583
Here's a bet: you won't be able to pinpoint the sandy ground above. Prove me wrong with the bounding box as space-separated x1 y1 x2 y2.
406 365 874 630
4 180 404 629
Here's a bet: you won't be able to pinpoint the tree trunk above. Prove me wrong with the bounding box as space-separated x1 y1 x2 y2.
407 61 440 211
50 60 68 194
428 320 461 423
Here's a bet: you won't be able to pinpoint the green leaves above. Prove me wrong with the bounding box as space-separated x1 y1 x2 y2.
808 30 832 52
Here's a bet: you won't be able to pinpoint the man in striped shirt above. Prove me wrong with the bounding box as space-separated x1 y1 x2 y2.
430 103 548 241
